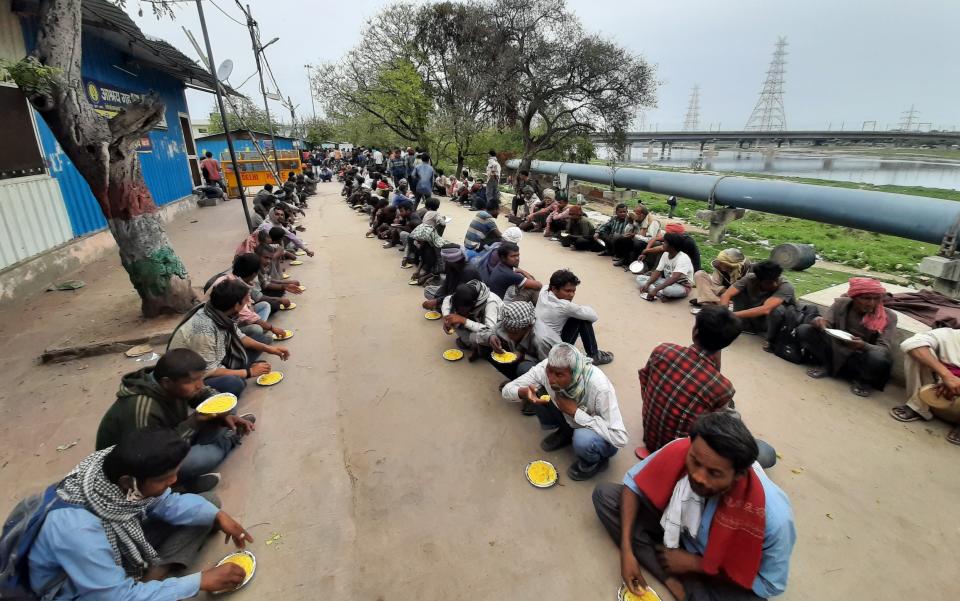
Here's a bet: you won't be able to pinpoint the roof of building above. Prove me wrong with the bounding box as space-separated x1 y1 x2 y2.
76 0 227 93
195 129 300 142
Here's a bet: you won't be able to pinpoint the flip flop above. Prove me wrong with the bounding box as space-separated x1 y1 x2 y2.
806 367 829 379
851 383 871 397
889 405 923 423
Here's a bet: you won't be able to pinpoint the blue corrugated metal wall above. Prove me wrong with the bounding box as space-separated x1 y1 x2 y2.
197 135 296 160
30 32 194 237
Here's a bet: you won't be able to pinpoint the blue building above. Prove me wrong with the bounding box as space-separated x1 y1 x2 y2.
0 0 216 275
196 129 302 161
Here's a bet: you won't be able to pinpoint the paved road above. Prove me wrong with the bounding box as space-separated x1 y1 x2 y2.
2 182 958 600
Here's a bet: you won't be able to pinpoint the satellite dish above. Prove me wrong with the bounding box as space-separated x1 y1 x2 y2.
216 59 234 82
265 92 282 102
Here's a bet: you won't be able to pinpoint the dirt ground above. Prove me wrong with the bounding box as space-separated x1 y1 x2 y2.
1 183 958 601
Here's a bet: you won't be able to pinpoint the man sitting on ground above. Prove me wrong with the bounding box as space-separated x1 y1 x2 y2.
485 301 558 386
254 243 300 305
423 245 482 311
383 200 421 250
503 343 627 480
253 184 278 214
691 249 751 312
27 429 253 599
719 260 795 350
95 349 255 492
319 166 333 182
463 200 503 260
390 180 412 207
890 327 960 445
596 203 630 256
537 269 615 365
559 205 600 251
613 205 661 269
592 413 795 601
208 253 288 344
259 206 314 257
636 232 696 301
481 241 542 304
441 281 503 355
638 306 744 457
168 279 290 398
797 277 896 397
519 189 563 232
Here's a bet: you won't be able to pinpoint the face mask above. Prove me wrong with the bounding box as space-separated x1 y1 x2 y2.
126 477 145 502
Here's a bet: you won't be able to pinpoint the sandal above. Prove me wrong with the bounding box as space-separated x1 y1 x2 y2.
946 426 960 446
851 382 871 397
806 367 829 379
889 405 923 423
761 342 773 353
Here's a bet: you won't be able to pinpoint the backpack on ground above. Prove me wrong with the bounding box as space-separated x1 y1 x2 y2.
0 483 69 600
770 303 820 364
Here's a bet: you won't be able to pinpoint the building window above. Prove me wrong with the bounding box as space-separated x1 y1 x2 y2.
0 85 46 180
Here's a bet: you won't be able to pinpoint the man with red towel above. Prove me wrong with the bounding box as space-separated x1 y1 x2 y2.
593 413 795 601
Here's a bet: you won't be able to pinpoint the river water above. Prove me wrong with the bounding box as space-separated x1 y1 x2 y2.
619 146 960 190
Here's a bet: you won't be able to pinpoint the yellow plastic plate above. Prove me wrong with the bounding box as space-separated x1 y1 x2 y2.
281 273 291 279
525 460 558 488
297 286 306 292
280 302 296 311
290 260 303 266
256 371 284 386
295 250 306 256
442 349 464 361
272 329 293 341
196 393 238 416
424 311 442 320
491 351 518 364
215 550 256 592
618 584 662 601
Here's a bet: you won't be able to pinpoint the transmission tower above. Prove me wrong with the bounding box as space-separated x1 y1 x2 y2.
898 105 920 131
683 85 701 131
744 37 788 131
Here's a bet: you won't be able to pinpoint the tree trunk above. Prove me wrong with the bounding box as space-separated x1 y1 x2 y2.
19 0 195 317
456 151 464 179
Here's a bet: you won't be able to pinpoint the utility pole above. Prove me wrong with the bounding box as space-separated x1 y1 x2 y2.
304 64 317 120
193 0 252 231
241 3 282 177
286 96 299 144
898 105 920 131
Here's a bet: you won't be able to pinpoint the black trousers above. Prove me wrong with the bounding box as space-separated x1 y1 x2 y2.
796 324 893 389
613 237 648 263
561 318 599 357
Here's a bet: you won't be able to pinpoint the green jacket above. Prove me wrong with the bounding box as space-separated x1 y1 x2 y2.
95 367 215 450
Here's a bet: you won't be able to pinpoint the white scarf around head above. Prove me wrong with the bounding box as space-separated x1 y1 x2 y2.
660 475 705 549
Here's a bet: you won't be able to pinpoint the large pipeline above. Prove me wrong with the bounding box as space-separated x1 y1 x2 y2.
505 159 960 245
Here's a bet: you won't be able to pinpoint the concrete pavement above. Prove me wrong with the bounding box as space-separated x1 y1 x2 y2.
1 182 958 600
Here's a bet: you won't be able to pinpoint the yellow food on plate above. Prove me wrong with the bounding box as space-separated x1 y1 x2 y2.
442 349 464 361
272 329 293 340
491 351 518 364
424 311 442 320
282 273 290 279
539 394 551 402
297 286 306 292
525 460 558 487
290 260 303 266
281 302 296 311
196 393 237 415
295 250 306 256
620 586 662 601
256 371 283 386
221 552 254 577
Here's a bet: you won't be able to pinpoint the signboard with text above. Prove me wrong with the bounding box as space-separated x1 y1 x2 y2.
84 79 166 152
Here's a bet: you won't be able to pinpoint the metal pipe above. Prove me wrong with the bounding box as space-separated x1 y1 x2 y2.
506 159 960 245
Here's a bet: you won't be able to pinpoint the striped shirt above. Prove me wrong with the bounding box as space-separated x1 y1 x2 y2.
464 211 500 250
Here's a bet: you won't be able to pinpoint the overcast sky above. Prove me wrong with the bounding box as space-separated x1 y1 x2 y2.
128 0 960 132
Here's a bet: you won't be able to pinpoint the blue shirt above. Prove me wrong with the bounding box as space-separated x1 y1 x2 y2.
412 164 435 195
390 192 413 207
29 490 220 601
623 442 796 598
464 211 499 251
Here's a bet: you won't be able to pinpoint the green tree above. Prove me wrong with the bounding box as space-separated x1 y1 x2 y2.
492 0 657 170
208 96 275 134
5 0 196 316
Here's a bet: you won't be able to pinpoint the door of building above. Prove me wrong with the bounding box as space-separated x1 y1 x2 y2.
179 114 201 187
